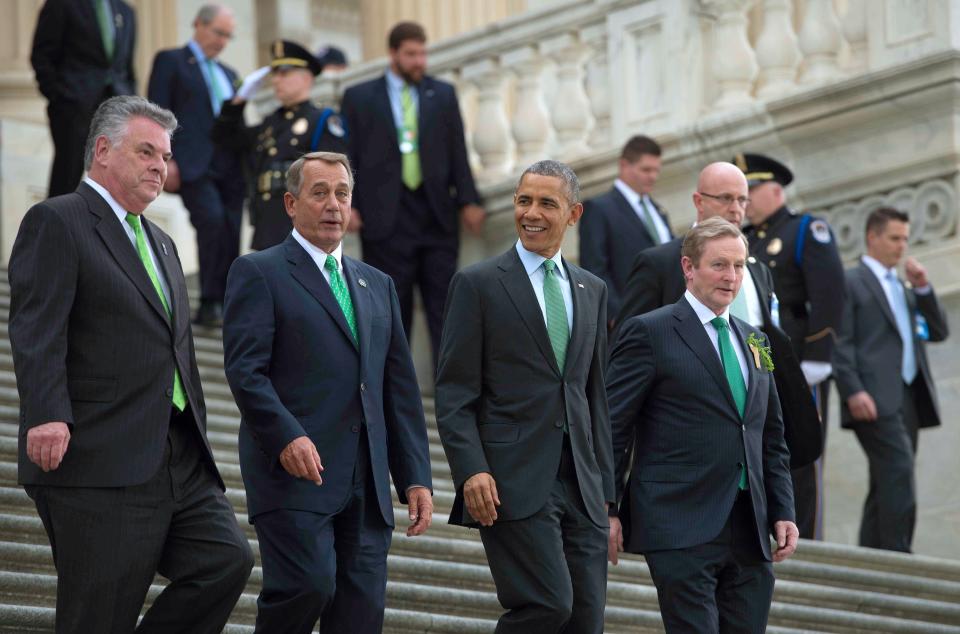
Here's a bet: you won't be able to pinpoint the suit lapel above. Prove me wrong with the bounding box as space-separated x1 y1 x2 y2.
610 187 652 241
731 317 761 418
342 257 368 357
672 299 739 416
377 76 399 142
284 239 357 349
859 262 899 332
563 261 589 378
498 249 561 376
183 46 213 114
142 218 180 333
417 77 436 144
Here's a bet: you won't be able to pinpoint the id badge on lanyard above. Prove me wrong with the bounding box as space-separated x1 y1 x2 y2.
398 126 418 154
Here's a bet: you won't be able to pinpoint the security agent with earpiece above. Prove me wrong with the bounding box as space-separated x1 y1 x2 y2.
737 152 845 541
214 39 348 250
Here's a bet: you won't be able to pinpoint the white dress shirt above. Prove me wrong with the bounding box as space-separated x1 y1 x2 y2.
738 265 765 328
515 240 574 330
292 229 344 286
685 290 750 386
613 178 671 244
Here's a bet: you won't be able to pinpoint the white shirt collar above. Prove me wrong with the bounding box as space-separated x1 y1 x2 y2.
613 178 644 207
292 228 343 270
861 254 896 281
84 176 134 226
386 68 407 91
515 240 567 280
188 39 210 63
684 289 731 326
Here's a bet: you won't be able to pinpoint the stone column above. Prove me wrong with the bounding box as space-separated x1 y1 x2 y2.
542 32 592 159
841 0 868 72
462 57 513 181
706 0 758 108
754 0 801 99
798 0 844 84
582 22 611 149
503 46 550 167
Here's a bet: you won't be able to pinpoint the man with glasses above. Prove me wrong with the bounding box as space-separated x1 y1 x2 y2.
148 3 242 327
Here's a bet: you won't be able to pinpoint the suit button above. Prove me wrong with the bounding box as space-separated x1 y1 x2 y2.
360 382 367 392
351 425 360 433
165 388 173 397
554 420 563 428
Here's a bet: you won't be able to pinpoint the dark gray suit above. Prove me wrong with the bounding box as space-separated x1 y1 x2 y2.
8 182 253 633
608 297 794 632
833 260 948 552
436 245 614 633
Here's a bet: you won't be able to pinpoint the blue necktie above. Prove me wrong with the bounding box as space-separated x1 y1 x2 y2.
886 271 917 384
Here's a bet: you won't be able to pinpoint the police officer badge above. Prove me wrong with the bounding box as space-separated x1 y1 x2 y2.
327 114 346 138
809 219 832 243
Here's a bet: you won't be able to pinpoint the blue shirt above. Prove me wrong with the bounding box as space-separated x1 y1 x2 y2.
188 39 233 115
515 240 573 331
385 69 418 132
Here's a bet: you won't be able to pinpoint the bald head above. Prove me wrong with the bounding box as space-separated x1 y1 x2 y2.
692 162 749 226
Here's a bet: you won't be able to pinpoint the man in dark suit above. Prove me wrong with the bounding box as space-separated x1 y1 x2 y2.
8 95 253 634
580 135 672 324
148 3 243 327
436 160 614 633
340 21 483 370
31 0 137 197
616 162 823 538
223 151 433 633
607 216 798 633
833 207 948 553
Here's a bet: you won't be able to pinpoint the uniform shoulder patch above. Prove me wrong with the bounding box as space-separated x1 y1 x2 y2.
327 114 345 138
809 219 832 244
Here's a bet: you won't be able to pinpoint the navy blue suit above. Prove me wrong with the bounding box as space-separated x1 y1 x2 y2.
148 45 243 307
223 235 432 633
340 74 480 366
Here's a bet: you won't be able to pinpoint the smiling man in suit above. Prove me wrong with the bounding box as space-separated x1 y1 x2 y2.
833 207 948 552
148 3 242 327
223 151 433 633
31 0 137 197
9 95 253 634
607 217 797 633
437 160 614 633
340 21 483 371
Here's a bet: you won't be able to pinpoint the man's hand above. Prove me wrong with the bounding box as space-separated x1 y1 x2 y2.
163 159 180 194
461 204 485 236
847 390 878 422
406 486 433 536
26 422 71 472
772 520 799 562
608 515 624 565
463 472 500 526
279 436 323 484
905 257 929 288
348 208 363 233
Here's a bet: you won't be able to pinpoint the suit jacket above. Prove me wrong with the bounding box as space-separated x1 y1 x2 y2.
580 187 672 318
435 247 615 528
31 0 137 109
222 235 433 524
607 298 795 558
833 261 948 429
340 74 480 241
9 183 216 488
147 46 240 183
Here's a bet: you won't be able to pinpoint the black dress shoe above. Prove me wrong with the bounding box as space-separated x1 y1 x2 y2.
193 301 224 327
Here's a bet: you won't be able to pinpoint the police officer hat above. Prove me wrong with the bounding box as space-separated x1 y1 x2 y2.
270 39 324 76
732 152 794 187
316 45 347 68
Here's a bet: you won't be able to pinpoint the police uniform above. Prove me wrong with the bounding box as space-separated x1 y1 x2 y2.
737 153 846 540
213 40 347 250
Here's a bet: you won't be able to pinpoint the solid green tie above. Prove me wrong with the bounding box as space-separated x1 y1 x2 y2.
205 59 224 114
125 214 187 412
400 84 422 190
639 196 662 245
324 255 358 344
542 260 569 371
711 316 748 490
94 0 115 61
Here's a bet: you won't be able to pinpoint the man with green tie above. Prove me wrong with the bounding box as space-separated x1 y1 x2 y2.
9 95 253 634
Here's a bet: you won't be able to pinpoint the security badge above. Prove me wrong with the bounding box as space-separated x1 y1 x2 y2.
809 219 832 244
398 127 417 154
766 237 783 255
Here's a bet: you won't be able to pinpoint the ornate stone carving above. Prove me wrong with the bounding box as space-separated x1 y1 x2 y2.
704 0 758 108
461 58 513 180
755 0 801 99
798 0 844 84
503 46 551 167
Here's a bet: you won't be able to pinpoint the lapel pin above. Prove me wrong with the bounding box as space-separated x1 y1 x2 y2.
577 282 584 288
161 242 168 256
358 278 367 288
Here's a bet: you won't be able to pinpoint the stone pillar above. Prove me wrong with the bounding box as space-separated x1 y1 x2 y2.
462 58 513 181
706 0 758 108
841 0 868 72
503 46 550 167
582 23 611 149
755 0 801 99
542 32 591 159
0 0 45 121
798 0 844 84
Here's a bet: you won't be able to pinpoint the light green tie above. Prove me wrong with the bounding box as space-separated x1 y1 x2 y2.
125 214 186 412
639 196 662 245
324 255 358 344
542 260 569 371
94 0 115 61
400 84 422 190
711 316 748 490
205 59 224 115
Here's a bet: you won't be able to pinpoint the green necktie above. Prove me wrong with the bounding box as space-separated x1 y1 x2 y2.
542 260 569 371
711 316 748 490
205 59 224 114
639 196 662 245
94 0 115 61
400 84 422 190
324 255 358 344
125 214 187 412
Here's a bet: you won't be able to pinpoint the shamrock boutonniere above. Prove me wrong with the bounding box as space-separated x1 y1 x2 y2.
746 333 774 371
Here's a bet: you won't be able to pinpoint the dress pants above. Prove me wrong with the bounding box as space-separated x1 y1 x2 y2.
26 407 254 634
361 186 457 372
853 382 920 552
478 437 608 634
644 492 775 634
179 172 244 304
791 462 818 539
46 96 100 198
253 428 392 634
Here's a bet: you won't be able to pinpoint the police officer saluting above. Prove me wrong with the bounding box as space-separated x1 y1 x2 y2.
736 152 845 541
214 39 347 250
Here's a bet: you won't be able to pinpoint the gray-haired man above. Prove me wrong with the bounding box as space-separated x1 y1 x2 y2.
9 95 252 634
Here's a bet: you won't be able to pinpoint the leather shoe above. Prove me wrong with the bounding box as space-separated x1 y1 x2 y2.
193 301 223 328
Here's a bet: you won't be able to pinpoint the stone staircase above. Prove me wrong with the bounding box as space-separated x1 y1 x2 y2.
0 278 959 633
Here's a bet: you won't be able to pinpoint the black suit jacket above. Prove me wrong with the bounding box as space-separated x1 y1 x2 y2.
9 183 217 488
607 298 795 558
580 186 671 318
614 237 822 468
147 46 240 183
340 74 480 241
222 236 433 524
833 262 948 429
31 0 136 108
436 247 615 528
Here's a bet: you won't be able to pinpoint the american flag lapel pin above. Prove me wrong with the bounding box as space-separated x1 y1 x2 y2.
577 282 584 288
161 242 168 256
358 278 367 288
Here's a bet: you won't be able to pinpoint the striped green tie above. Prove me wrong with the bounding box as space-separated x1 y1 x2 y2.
324 255 358 344
711 316 748 490
125 214 187 412
542 260 569 371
